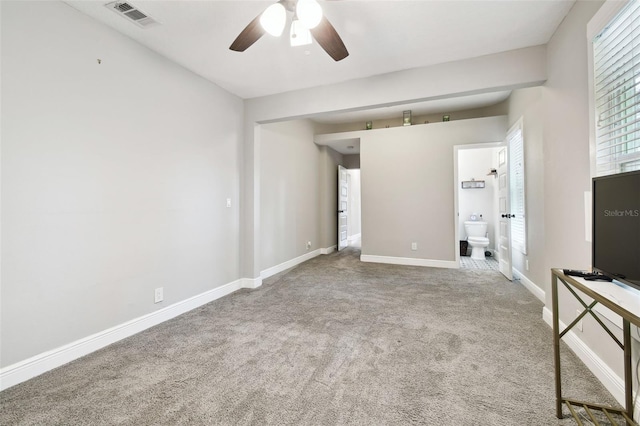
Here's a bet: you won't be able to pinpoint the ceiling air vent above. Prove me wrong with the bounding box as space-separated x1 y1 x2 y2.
105 2 159 28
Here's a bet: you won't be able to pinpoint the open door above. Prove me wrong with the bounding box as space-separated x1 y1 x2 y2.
338 165 348 251
497 147 513 280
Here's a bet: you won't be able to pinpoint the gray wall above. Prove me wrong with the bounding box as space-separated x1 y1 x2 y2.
541 0 629 380
319 146 344 250
343 155 361 169
260 120 321 270
506 0 635 389
542 0 598 286
259 119 344 272
360 117 506 261
244 46 547 278
314 101 509 133
1 1 243 367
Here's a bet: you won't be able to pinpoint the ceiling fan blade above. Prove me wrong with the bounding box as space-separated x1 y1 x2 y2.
310 16 349 61
229 14 265 52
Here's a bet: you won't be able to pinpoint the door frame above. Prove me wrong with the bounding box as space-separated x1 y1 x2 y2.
453 142 506 268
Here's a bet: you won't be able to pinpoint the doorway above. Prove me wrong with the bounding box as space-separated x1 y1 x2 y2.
455 144 502 271
346 169 361 249
337 166 362 251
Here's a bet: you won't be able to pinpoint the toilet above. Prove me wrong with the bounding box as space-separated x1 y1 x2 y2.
464 220 490 260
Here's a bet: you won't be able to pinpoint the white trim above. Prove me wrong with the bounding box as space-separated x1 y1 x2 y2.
507 118 527 255
347 233 361 243
542 307 627 409
240 277 262 289
587 0 634 177
587 0 630 41
360 254 458 269
512 268 545 303
260 249 321 280
0 279 247 391
321 245 337 255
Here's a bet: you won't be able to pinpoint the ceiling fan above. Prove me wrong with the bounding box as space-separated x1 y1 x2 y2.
229 0 349 61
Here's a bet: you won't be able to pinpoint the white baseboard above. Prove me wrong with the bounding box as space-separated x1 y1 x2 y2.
360 254 457 269
542 307 627 409
0 279 247 391
260 249 321 280
240 277 262 289
321 245 337 255
512 268 545 303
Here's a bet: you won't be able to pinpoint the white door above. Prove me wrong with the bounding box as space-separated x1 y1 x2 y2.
338 165 348 251
497 147 513 280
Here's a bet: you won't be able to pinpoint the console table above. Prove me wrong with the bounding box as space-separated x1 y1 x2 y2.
552 268 640 425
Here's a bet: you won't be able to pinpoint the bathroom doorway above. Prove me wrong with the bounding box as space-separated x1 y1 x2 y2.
454 143 503 270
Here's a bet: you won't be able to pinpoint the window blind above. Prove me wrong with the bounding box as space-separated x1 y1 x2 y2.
508 123 527 255
593 0 640 176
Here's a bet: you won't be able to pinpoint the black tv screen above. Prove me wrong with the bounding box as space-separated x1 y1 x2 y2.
592 170 640 291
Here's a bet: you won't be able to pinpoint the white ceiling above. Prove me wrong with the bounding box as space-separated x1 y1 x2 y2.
66 1 575 104
66 0 574 154
64 0 575 156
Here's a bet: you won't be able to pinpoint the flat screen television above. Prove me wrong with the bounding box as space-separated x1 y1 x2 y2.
592 170 640 291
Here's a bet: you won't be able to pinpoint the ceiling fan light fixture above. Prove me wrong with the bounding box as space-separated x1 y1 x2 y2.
290 18 312 46
231 0 348 61
296 0 322 29
260 3 286 36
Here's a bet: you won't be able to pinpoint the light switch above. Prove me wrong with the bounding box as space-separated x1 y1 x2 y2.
226 198 231 208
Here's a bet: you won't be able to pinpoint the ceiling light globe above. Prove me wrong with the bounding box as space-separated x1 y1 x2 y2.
260 3 286 36
296 0 322 29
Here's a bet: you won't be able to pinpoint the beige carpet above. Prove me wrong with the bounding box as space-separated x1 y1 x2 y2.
0 247 621 425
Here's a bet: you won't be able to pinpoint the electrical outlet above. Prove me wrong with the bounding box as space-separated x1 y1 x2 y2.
226 198 231 208
525 259 529 271
306 241 311 250
154 287 163 304
411 242 417 251
576 309 583 331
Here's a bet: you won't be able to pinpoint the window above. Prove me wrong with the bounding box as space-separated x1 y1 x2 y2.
593 0 640 176
508 119 527 255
